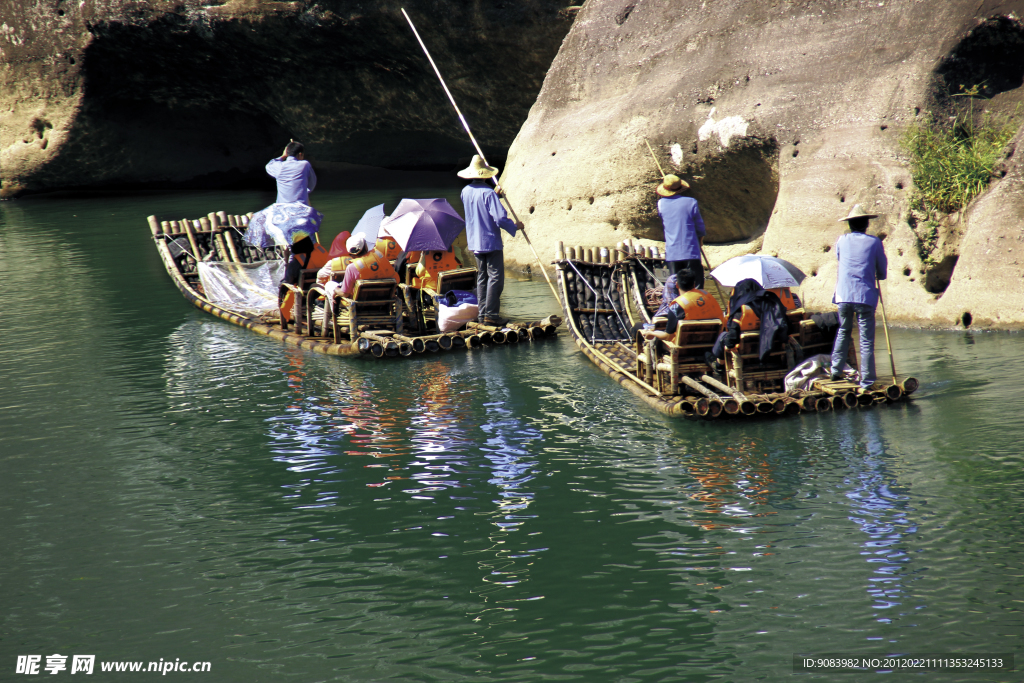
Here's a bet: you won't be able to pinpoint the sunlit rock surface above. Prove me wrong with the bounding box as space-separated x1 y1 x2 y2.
1 0 572 196
501 0 1024 328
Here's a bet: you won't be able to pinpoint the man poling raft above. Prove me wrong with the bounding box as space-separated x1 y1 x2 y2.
829 204 889 390
458 155 522 326
400 8 560 306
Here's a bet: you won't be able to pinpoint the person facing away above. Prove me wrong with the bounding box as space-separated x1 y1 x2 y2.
339 232 398 297
266 141 317 205
829 204 888 389
657 174 706 288
458 155 524 327
640 268 724 343
704 278 789 372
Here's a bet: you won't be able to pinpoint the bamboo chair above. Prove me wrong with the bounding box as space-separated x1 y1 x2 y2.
634 318 723 395
403 267 478 334
335 279 403 340
727 331 792 393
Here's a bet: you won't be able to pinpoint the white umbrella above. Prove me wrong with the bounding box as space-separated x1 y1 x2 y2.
710 254 805 288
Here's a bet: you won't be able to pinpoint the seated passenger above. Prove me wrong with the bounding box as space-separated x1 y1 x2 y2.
705 278 789 371
376 235 403 262
412 248 463 293
317 254 350 285
640 270 724 342
339 232 399 297
767 287 801 311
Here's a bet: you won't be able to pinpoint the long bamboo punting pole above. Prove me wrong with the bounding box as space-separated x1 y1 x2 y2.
400 7 558 303
876 278 898 380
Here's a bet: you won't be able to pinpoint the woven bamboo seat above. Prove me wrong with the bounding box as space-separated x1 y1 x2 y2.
404 267 478 335
332 279 403 340
435 267 477 295
633 319 724 395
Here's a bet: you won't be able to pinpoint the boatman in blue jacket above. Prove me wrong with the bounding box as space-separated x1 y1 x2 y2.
829 204 888 390
262 141 320 290
458 155 523 327
266 141 317 205
657 174 706 288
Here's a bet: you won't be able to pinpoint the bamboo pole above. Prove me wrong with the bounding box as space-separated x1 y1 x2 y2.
876 278 897 379
362 332 400 357
400 7 558 303
393 334 426 353
700 374 757 416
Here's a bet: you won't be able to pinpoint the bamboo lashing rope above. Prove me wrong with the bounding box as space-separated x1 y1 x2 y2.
401 8 559 303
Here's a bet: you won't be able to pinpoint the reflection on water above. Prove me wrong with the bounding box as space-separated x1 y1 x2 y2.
679 438 779 531
3 190 1024 682
837 412 918 628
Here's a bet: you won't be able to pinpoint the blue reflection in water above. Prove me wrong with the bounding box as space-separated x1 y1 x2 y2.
837 411 918 627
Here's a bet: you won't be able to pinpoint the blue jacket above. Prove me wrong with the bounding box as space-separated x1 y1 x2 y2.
266 156 317 205
659 195 705 261
833 232 887 306
461 182 517 253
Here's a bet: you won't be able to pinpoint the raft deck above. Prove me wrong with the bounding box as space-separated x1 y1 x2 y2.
149 211 561 359
554 241 917 421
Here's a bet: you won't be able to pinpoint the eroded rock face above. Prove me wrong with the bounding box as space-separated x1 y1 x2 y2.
500 0 1024 328
0 0 573 197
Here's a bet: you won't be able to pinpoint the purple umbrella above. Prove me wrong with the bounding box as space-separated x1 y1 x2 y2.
380 198 465 252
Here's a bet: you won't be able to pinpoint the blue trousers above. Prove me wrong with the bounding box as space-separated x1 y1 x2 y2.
474 250 504 321
831 302 877 388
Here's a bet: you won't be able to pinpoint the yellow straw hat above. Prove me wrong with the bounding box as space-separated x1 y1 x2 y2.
656 174 690 197
457 154 499 179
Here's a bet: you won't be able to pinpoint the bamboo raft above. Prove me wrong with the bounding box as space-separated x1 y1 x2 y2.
149 211 561 358
553 240 918 421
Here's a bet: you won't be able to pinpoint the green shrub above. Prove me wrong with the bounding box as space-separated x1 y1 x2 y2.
901 102 1019 214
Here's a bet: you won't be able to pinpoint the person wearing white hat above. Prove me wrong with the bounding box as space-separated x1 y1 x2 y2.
458 155 524 326
337 232 398 297
829 204 888 389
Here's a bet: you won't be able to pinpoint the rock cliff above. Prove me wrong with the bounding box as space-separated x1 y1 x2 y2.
0 0 573 197
500 0 1024 329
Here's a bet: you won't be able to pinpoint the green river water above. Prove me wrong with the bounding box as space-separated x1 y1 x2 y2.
1 180 1023 682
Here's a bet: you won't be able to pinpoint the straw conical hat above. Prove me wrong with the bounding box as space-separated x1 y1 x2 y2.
457 155 499 179
838 204 879 222
656 174 690 197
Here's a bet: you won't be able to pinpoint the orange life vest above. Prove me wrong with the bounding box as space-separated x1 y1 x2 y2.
735 304 760 331
727 288 800 332
413 251 461 290
350 248 399 283
375 237 402 262
329 256 352 276
672 289 725 326
306 242 330 270
767 287 801 311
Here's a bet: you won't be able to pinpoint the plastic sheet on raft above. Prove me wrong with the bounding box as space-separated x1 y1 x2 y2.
197 261 286 316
